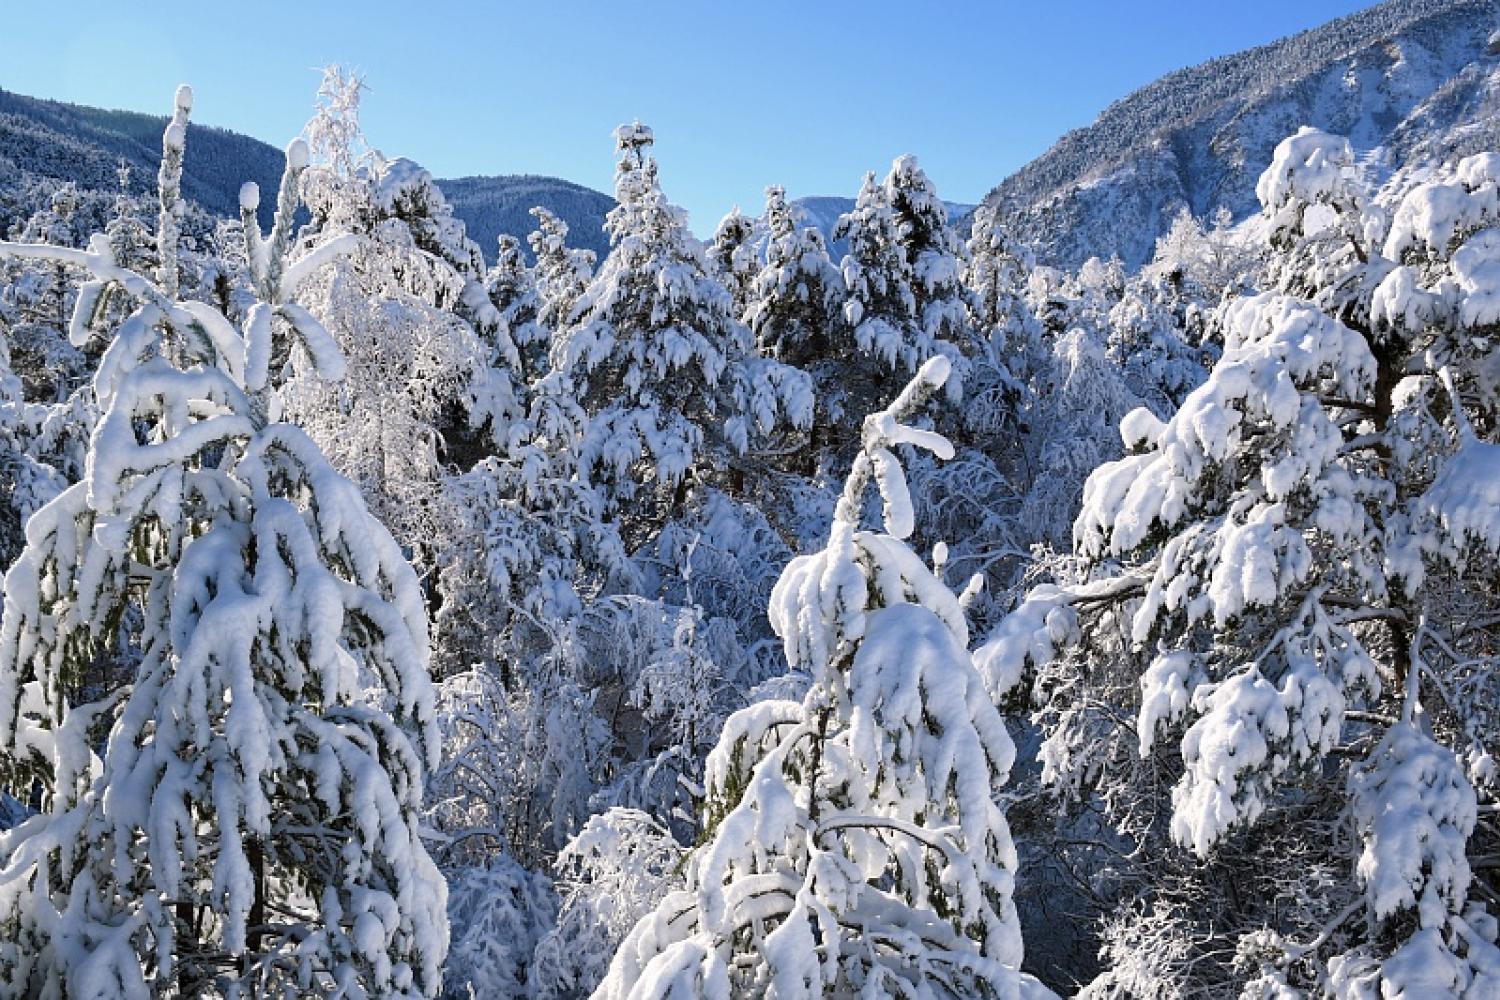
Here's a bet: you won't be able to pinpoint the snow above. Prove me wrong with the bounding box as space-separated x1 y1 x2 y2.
972 586 1076 700
1415 429 1500 567
0 59 1498 1000
1119 405 1164 449
286 136 310 171
1454 229 1500 327
0 105 447 998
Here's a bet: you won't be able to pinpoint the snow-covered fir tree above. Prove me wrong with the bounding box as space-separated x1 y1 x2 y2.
595 358 1055 999
706 207 760 320
745 185 844 366
742 184 845 472
484 233 546 380
527 205 595 341
980 129 1500 996
885 154 972 354
827 157 968 456
553 121 812 526
0 87 447 998
1105 265 1209 415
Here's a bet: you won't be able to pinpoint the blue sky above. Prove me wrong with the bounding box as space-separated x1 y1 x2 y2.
1 0 1375 232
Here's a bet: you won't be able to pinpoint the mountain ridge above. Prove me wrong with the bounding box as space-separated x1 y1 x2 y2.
984 0 1500 268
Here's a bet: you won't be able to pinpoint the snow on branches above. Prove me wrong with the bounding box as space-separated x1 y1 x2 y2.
553 122 811 514
593 357 1054 999
0 88 445 998
981 127 1500 997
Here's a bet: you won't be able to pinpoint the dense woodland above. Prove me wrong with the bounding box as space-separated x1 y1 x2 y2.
0 68 1496 998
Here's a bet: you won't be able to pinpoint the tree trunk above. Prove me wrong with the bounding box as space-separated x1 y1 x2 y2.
241 838 266 984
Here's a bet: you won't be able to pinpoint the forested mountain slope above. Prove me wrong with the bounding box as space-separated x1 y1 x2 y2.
437 173 612 262
984 0 1500 267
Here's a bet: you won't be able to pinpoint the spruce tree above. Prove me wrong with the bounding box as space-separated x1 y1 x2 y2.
831 158 965 447
528 205 595 341
0 87 448 998
983 130 1500 995
553 122 811 524
706 207 759 320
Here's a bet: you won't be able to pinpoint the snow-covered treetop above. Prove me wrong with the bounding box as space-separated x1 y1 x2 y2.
747 184 845 368
708 207 760 316
369 154 486 280
1378 152 1500 345
528 205 595 335
833 168 965 404
554 123 812 505
1255 126 1391 319
763 184 795 239
886 154 965 262
1256 127 1362 241
373 157 442 216
770 355 964 675
966 201 1036 332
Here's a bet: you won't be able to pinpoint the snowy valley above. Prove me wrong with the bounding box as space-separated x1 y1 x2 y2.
0 2 1498 998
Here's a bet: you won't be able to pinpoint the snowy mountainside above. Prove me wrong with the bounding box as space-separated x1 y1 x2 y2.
435 174 613 263
985 0 1500 269
791 194 975 256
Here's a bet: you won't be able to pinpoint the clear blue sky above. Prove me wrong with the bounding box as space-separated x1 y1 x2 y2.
1 0 1376 233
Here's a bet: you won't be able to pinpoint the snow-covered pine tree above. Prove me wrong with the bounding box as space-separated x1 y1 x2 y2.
553 122 811 525
1105 265 1208 415
1 184 88 404
745 185 844 367
356 141 522 443
707 207 760 320
485 233 544 374
594 357 1054 1000
0 87 447 998
886 153 972 354
964 204 1037 356
959 202 1038 445
741 184 845 475
528 205 595 341
979 130 1500 995
105 161 155 276
830 159 965 450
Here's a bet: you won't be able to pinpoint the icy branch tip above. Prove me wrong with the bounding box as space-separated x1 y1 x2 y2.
286 138 310 172
239 182 260 213
916 354 951 390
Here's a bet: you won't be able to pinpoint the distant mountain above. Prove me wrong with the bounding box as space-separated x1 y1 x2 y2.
435 174 613 264
0 87 286 235
790 195 977 258
0 88 612 269
984 0 1500 270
